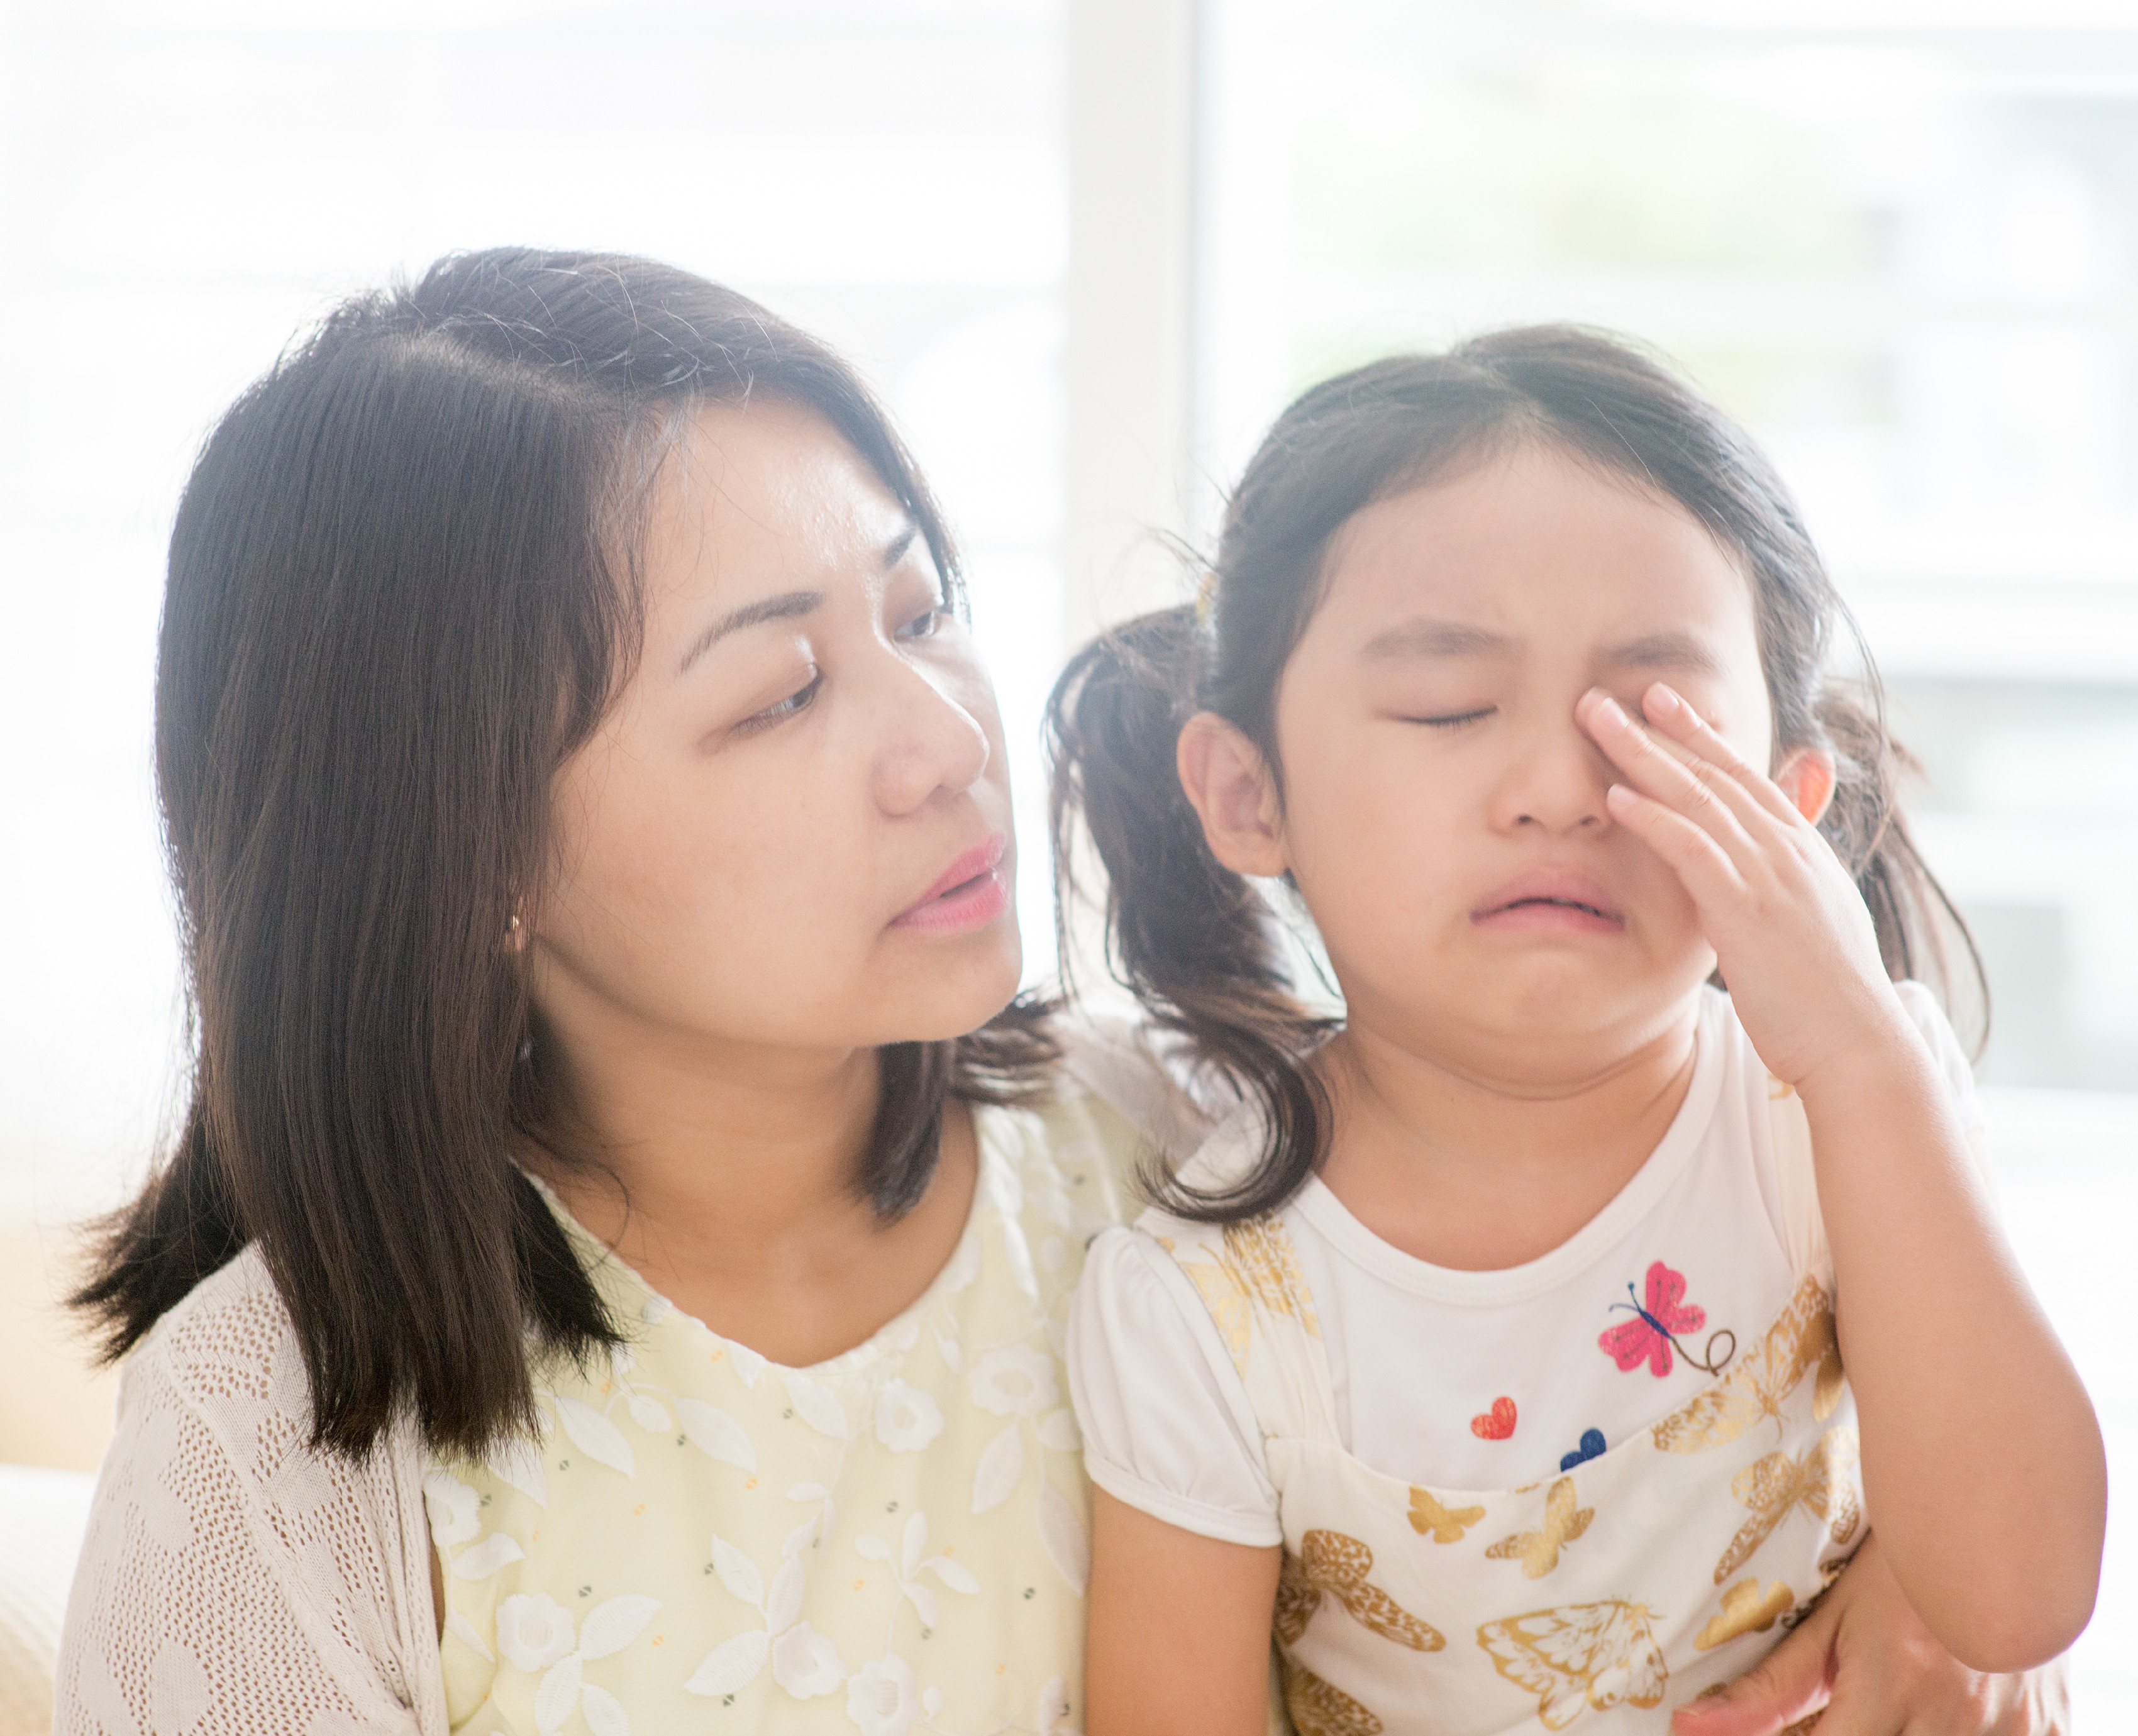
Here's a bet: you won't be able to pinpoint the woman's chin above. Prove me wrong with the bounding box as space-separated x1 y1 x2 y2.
873 929 1028 1043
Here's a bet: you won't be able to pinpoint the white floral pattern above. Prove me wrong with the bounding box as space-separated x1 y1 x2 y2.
429 1089 1143 1735
873 1379 946 1454
847 1652 922 1735
968 1346 1059 1418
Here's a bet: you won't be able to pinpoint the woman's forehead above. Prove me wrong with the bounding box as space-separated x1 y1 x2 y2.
641 400 918 618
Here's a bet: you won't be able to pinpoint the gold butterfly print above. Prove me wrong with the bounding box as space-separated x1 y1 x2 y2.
1814 1326 1846 1422
1652 1273 1838 1454
1408 1487 1487 1545
1275 1530 1445 1652
1714 1425 1861 1583
1695 1577 1795 1650
1177 1217 1320 1371
1485 1477 1594 1579
1476 1600 1668 1731
1283 1662 1384 1736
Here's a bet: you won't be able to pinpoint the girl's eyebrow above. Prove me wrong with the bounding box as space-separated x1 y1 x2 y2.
1598 630 1725 678
1359 617 1515 661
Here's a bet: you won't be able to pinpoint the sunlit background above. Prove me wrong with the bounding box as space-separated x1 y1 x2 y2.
1 0 2132 1713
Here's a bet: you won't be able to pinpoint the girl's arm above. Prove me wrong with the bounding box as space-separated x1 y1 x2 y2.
1086 1491 1280 1736
1584 683 2105 1675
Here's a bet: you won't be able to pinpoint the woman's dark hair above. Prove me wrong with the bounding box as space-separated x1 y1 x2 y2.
75 248 1053 1459
1047 324 1985 1223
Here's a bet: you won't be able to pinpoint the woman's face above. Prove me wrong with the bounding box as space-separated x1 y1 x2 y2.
530 399 1021 1066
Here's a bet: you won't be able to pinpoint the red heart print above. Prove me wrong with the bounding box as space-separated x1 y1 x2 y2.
1470 1396 1517 1440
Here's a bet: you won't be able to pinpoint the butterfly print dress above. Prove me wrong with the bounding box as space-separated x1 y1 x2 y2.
1135 1081 1864 1735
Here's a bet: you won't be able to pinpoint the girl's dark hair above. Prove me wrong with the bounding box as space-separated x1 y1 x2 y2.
75 248 1053 1459
1048 324 1984 1223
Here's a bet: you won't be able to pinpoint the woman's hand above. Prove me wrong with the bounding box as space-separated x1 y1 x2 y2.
1576 682 1901 1093
1671 1532 2072 1735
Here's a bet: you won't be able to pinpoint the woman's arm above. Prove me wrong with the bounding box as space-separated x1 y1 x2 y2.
55 1264 445 1735
1585 683 2106 1671
1085 1490 1281 1736
1673 1530 2071 1736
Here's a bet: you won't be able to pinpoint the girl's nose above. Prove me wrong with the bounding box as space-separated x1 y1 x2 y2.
870 652 992 817
1488 713 1613 835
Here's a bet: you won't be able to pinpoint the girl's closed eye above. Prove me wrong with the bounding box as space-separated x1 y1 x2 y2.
1400 704 1496 729
1378 691 1497 729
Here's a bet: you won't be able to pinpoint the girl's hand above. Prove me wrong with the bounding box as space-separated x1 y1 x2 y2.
1670 1530 2071 1736
1576 682 1905 1093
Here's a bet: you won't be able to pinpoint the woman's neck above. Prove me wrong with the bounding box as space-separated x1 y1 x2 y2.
527 1013 978 1368
1314 998 1701 1272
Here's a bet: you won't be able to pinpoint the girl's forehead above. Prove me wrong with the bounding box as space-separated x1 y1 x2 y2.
1315 441 1760 655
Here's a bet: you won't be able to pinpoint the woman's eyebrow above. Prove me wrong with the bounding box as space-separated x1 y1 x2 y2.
676 526 921 675
677 590 824 674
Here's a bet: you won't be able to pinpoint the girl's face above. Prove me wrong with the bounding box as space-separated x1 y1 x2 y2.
1188 440 1786 1078
529 399 1021 1066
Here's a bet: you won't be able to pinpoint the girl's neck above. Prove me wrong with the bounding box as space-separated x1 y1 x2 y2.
1314 998 1702 1272
526 1013 978 1367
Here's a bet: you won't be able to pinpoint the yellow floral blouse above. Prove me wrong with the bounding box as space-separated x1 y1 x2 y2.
425 1073 1151 1736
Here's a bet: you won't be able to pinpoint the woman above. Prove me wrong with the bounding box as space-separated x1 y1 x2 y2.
54 249 2067 1734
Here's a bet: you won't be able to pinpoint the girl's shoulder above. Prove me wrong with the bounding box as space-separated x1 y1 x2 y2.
1707 978 1981 1130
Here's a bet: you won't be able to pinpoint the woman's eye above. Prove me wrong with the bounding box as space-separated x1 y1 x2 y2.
734 672 821 737
896 602 951 641
1402 705 1497 730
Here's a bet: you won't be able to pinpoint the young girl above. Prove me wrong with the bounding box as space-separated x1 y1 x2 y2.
1049 328 2105 1735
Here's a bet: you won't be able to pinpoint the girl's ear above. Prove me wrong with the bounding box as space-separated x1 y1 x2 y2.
1177 711 1288 878
1774 744 1839 826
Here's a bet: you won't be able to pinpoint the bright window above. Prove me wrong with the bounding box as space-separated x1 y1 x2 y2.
0 0 1070 1221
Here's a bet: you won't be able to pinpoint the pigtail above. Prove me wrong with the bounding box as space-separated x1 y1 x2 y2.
1045 605 1337 1220
1814 675 1990 1054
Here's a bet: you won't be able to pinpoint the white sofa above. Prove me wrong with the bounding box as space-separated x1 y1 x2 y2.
0 1463 94 1735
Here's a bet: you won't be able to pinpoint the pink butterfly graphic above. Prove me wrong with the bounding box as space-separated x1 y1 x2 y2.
1598 1260 1709 1378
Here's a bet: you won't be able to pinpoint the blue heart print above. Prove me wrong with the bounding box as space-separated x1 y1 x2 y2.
1559 1428 1607 1471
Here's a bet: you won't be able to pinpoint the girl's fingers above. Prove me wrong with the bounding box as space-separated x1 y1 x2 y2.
1580 691 1764 859
1638 683 1802 826
1604 783 1749 910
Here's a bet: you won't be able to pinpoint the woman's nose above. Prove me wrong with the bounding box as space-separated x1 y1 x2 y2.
1489 714 1613 834
870 652 992 816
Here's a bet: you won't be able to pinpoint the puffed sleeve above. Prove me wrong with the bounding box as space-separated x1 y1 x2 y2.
1066 1226 1283 1548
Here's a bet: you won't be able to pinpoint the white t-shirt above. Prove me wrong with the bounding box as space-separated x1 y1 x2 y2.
1068 983 1985 1548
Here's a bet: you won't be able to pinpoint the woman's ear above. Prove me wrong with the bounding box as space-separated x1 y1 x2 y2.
1774 744 1839 826
1177 711 1288 878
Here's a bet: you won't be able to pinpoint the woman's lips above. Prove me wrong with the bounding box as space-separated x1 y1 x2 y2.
892 832 1011 935
1470 870 1626 937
